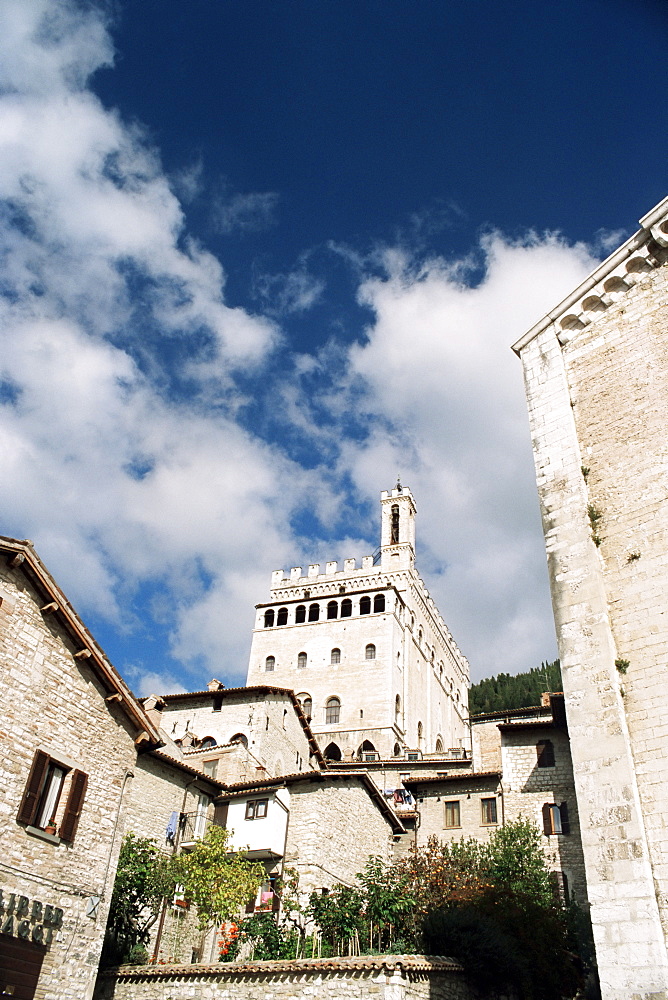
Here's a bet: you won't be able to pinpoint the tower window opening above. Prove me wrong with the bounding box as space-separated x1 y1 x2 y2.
395 694 401 722
417 721 423 748
341 598 352 618
295 604 306 624
308 603 320 622
264 609 275 627
360 596 371 615
325 697 341 724
265 656 275 672
277 607 288 626
327 600 338 620
391 504 400 544
297 652 307 669
324 742 342 761
373 593 385 613
331 648 341 665
365 643 376 660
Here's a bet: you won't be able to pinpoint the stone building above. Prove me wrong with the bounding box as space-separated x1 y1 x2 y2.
0 536 161 1000
246 486 470 763
512 195 668 998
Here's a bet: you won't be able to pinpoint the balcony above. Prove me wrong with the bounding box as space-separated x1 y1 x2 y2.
179 811 210 847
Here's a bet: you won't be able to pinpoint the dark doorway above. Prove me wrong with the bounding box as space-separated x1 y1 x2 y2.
0 936 45 999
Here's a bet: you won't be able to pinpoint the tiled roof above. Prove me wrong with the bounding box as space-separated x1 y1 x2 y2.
148 749 226 788
218 769 405 834
107 954 464 979
153 685 327 769
404 770 501 788
470 705 552 722
497 720 555 732
0 536 161 747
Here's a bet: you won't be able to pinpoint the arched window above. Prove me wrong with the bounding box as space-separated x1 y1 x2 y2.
308 603 320 622
393 743 401 757
324 742 342 761
331 648 341 664
277 607 288 626
297 693 312 719
373 593 385 613
297 652 307 669
264 609 275 627
391 504 400 544
395 694 401 722
199 736 217 749
295 605 306 623
417 721 423 748
327 600 338 620
418 627 423 645
230 733 248 747
357 740 377 760
325 697 340 724
341 598 352 618
435 737 444 753
365 643 376 660
360 596 371 615
536 740 555 768
265 655 275 672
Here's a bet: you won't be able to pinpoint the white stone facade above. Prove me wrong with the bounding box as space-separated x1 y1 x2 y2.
247 488 469 762
513 196 668 998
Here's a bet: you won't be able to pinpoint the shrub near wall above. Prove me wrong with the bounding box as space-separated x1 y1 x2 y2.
94 955 479 1000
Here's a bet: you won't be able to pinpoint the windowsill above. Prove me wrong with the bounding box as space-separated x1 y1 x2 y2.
444 826 461 831
26 825 61 845
481 822 498 827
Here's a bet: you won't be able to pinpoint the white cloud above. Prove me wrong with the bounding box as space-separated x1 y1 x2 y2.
213 189 279 235
337 232 598 679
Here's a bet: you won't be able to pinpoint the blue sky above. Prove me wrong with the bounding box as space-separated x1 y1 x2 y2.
1 0 666 693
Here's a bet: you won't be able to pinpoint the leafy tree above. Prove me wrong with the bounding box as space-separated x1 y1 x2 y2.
171 825 265 931
356 856 415 952
101 834 176 967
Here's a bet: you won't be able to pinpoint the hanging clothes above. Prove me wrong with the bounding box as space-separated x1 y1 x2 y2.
165 810 178 844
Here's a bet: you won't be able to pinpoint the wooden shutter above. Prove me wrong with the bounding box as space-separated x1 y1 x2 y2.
213 802 228 828
17 750 50 826
59 770 88 842
542 802 552 836
560 801 570 835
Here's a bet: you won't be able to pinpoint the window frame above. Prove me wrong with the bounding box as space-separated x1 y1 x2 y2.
444 800 461 829
265 655 275 672
481 797 498 826
245 798 269 821
295 604 306 623
365 643 376 660
359 596 371 615
17 749 88 844
340 598 352 618
276 607 288 626
327 601 338 620
297 651 307 669
331 647 341 664
373 593 386 613
325 697 341 725
263 609 275 628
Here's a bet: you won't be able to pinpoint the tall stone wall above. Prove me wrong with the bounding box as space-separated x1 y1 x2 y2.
514 203 668 997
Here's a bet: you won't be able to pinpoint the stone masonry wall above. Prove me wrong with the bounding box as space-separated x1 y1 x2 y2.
0 558 139 1000
517 238 668 996
94 957 477 1000
285 779 394 895
500 728 587 903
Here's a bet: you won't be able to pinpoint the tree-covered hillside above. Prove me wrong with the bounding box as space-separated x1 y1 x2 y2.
469 660 562 716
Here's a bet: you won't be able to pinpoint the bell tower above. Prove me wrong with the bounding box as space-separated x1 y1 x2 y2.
380 483 416 571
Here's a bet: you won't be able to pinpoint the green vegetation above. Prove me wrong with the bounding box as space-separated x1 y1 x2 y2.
255 820 589 999
102 828 264 967
469 660 561 715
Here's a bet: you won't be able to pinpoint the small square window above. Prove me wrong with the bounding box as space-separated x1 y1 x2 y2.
245 798 269 820
481 797 498 825
444 800 460 829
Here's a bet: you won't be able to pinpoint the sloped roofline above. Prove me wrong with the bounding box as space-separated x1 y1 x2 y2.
512 195 668 355
0 535 162 747
217 768 405 834
155 685 327 769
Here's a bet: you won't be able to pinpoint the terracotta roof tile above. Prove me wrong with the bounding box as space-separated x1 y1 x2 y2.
107 954 463 979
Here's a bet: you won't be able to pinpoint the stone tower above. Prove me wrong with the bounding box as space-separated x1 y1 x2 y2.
246 486 469 762
513 196 668 999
